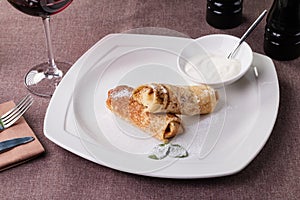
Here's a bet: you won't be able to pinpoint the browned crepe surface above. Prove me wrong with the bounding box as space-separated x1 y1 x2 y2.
132 83 218 115
106 85 183 142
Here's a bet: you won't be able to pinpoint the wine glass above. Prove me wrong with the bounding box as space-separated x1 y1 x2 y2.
7 0 73 97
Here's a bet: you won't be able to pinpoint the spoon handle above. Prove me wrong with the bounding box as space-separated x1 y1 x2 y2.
228 9 267 59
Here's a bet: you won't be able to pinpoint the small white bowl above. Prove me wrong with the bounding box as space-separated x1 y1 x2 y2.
178 34 253 88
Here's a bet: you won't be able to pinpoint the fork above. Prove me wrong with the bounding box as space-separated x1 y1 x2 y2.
0 95 34 131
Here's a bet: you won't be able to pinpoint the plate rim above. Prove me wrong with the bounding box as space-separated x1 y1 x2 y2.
44 33 279 178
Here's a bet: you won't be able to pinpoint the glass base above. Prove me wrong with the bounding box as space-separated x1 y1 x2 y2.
24 61 71 98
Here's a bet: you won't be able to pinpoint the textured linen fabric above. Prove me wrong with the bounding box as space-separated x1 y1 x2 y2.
0 0 299 199
0 101 45 171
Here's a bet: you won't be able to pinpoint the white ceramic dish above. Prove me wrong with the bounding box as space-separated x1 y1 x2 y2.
178 34 253 87
44 33 279 178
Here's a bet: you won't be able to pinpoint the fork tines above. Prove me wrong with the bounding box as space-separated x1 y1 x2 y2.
0 94 33 129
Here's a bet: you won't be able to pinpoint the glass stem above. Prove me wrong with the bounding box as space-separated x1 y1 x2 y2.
42 16 57 69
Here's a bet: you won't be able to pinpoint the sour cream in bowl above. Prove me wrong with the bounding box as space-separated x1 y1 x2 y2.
178 34 253 88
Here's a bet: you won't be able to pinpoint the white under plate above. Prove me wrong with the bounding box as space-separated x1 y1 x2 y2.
44 33 279 178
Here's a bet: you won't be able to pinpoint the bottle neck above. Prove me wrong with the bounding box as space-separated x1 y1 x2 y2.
264 0 300 60
267 0 300 32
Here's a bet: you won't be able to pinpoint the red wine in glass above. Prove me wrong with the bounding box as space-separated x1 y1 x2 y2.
7 0 73 97
7 0 72 17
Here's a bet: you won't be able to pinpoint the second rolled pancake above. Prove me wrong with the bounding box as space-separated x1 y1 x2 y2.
132 83 218 115
106 85 183 142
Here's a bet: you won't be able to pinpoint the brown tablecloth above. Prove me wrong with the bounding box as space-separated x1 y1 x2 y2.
0 0 299 199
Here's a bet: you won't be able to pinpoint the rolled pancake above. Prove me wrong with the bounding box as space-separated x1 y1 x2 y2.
132 83 218 115
106 85 183 142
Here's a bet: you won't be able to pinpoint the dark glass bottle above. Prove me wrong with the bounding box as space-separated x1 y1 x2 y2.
264 0 300 61
206 0 243 29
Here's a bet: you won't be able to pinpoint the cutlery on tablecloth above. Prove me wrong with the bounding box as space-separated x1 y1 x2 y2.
0 137 34 154
0 95 33 131
0 100 44 171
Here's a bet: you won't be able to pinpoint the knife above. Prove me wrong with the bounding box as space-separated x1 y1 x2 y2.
0 137 34 153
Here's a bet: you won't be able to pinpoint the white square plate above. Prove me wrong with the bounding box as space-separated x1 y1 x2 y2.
44 34 279 178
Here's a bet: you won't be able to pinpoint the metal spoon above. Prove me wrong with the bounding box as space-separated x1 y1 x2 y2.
228 9 268 59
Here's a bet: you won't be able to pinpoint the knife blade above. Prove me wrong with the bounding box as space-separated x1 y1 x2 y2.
0 137 34 153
